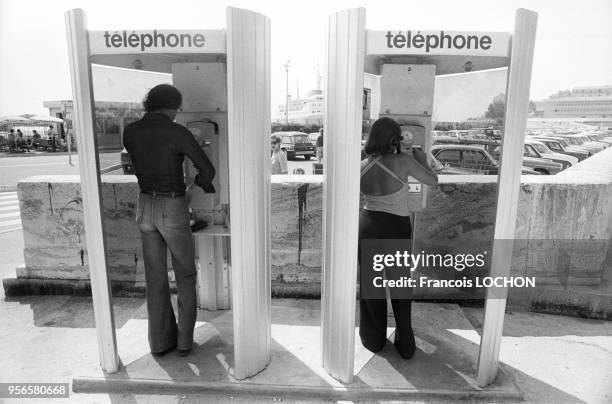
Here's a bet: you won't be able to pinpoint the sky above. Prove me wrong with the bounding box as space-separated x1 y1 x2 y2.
1 0 611 120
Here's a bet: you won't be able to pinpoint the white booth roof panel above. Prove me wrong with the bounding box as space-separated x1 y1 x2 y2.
90 54 227 74
365 54 509 76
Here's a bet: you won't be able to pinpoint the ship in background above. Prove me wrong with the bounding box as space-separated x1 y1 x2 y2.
273 65 324 126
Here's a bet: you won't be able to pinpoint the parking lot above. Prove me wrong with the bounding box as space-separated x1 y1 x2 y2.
430 128 612 175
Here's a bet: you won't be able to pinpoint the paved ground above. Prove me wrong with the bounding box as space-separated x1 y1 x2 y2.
0 191 20 233
0 152 316 191
0 152 122 189
1 225 611 403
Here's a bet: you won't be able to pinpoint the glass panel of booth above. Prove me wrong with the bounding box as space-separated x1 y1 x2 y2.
358 25 511 357
88 30 232 302
361 28 511 213
88 28 230 220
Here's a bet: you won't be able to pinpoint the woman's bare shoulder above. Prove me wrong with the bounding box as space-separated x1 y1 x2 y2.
393 151 418 164
361 156 373 167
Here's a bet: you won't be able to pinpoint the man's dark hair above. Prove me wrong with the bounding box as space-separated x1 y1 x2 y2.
143 84 182 112
363 117 402 156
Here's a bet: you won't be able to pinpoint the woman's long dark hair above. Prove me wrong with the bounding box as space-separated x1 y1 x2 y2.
363 117 402 156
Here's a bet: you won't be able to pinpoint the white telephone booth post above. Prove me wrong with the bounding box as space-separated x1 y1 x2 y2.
322 7 537 385
65 7 271 379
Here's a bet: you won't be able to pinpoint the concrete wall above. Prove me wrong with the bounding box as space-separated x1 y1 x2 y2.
10 148 612 316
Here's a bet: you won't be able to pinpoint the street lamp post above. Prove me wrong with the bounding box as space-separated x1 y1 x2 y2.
284 60 290 124
65 100 73 166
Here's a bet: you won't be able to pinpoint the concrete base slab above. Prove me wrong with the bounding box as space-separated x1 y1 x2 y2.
73 300 521 401
509 281 612 320
4 272 321 299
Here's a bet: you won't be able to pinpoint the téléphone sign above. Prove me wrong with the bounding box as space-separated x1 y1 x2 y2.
89 29 226 55
366 30 510 57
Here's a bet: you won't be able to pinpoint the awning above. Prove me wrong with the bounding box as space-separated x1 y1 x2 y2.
20 114 64 123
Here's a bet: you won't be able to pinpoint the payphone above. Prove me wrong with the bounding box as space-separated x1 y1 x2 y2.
368 63 436 211
172 62 229 226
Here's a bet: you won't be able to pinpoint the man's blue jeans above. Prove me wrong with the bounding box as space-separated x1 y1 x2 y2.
136 193 197 352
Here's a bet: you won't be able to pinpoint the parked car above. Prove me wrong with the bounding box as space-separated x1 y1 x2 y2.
521 166 542 175
576 132 609 149
275 131 315 160
524 140 578 170
432 130 464 144
556 134 604 154
520 146 563 175
590 131 612 144
308 133 319 154
539 135 592 159
120 147 134 174
431 144 499 174
529 136 589 161
491 145 563 175
484 128 502 140
429 152 474 174
555 133 602 155
581 133 611 148
432 144 539 175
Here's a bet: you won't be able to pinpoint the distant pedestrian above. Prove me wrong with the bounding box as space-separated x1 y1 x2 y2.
271 134 288 174
8 129 16 152
47 125 56 150
15 129 27 151
31 130 42 150
316 128 324 161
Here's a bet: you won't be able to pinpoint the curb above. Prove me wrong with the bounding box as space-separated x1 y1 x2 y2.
72 377 523 402
2 276 320 299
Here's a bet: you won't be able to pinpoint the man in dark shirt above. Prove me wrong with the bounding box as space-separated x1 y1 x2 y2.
123 84 215 357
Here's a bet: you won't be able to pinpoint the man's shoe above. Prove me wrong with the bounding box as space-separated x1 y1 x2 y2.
152 345 176 357
177 347 192 357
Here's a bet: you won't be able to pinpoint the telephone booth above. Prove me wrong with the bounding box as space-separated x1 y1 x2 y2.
321 7 537 385
65 7 271 379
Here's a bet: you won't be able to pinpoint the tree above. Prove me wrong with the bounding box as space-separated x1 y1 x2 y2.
485 99 506 124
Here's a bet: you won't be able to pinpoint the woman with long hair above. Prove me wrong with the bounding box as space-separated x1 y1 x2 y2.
359 117 438 359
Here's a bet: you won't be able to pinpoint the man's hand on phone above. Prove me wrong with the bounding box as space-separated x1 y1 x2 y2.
195 174 216 194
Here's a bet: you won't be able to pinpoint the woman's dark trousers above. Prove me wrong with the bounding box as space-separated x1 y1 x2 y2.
358 209 416 359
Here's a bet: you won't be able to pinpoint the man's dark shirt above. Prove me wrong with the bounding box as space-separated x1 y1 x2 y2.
316 134 323 148
123 112 215 193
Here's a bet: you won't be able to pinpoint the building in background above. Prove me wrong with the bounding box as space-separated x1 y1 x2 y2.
42 65 170 151
537 85 612 119
44 100 144 151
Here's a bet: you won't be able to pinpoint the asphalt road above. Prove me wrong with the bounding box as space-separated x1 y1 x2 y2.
0 152 122 188
0 152 319 189
285 155 319 174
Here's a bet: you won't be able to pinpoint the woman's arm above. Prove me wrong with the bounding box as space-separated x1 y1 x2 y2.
402 150 438 186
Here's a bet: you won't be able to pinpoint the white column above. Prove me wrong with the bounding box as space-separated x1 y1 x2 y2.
321 7 366 384
226 6 272 380
65 9 120 373
477 8 538 387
